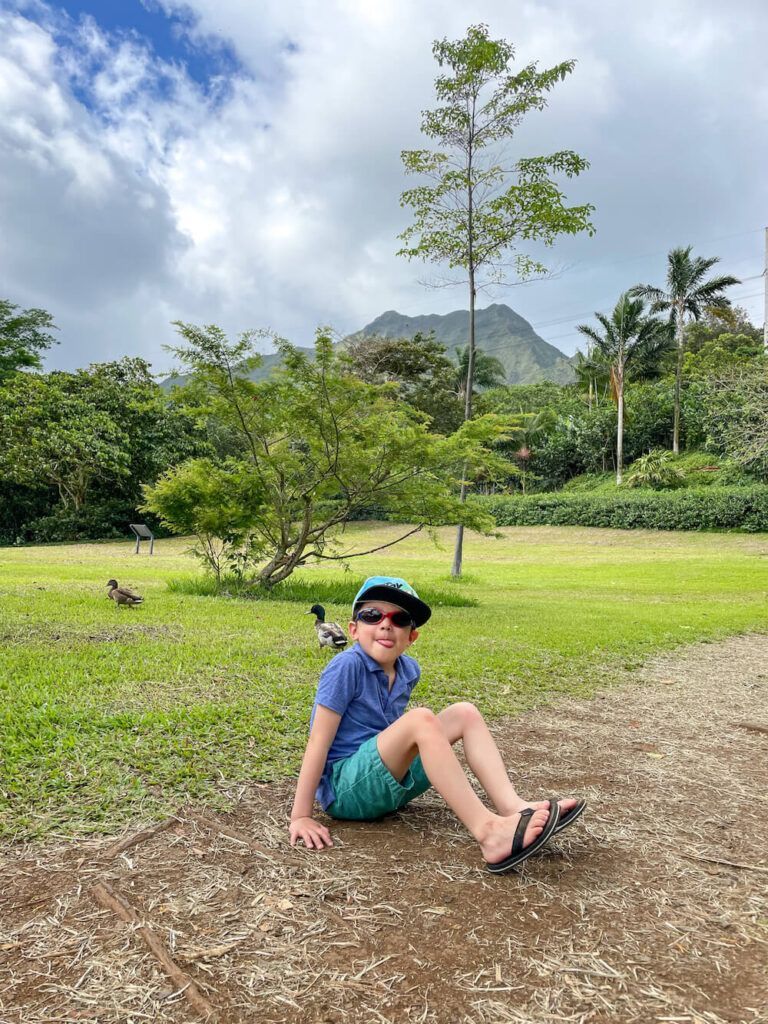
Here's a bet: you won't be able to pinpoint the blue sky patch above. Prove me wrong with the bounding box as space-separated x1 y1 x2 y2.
51 0 245 96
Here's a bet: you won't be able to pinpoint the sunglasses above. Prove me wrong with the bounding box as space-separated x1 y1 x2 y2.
355 608 414 629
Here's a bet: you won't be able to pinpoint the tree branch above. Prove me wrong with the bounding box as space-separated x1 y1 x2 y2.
305 524 425 561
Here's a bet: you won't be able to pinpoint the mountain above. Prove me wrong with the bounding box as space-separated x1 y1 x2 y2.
343 304 575 385
159 303 576 389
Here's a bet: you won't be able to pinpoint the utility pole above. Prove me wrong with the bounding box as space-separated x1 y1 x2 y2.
764 226 767 353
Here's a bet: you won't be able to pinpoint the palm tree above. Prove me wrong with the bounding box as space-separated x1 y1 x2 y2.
512 407 554 493
632 247 739 454
577 293 672 484
573 346 611 409
454 346 507 403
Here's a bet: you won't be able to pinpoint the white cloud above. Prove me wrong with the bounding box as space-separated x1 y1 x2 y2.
0 0 766 373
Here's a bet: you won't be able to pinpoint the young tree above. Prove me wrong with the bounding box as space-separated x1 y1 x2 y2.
398 23 594 575
632 247 739 455
577 294 672 485
144 323 514 588
0 300 57 379
624 450 685 490
509 408 557 494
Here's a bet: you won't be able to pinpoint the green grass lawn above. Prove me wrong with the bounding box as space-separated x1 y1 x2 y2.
2 524 767 841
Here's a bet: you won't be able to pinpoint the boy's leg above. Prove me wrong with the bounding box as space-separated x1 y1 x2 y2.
376 708 552 864
436 702 578 818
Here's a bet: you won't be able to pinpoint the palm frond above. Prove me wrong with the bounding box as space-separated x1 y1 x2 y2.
630 283 666 302
576 324 602 348
689 274 741 301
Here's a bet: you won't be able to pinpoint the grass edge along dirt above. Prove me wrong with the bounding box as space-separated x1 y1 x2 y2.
1 524 766 842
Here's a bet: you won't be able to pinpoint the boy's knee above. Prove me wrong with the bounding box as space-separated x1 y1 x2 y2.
404 707 440 735
450 701 483 725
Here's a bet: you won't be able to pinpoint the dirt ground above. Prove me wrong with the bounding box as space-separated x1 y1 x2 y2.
2 634 767 1024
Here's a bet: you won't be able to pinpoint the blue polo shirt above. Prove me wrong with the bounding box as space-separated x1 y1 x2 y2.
310 642 421 810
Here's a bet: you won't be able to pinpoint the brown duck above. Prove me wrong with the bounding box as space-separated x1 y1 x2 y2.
107 579 144 609
307 604 348 650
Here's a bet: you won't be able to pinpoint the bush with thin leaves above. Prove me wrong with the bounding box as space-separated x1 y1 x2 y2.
624 450 685 490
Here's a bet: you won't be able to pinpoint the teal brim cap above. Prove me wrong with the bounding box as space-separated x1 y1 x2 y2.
353 576 431 627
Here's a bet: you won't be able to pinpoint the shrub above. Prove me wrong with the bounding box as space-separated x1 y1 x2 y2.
478 486 768 532
562 471 624 494
563 452 757 494
14 502 172 545
673 451 757 488
624 450 685 490
23 502 130 544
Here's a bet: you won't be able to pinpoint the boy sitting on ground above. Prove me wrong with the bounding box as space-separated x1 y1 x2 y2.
289 576 586 873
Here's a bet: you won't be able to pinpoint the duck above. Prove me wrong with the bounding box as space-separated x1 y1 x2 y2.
107 579 144 609
307 604 348 650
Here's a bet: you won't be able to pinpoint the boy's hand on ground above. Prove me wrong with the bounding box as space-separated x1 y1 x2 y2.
289 817 333 849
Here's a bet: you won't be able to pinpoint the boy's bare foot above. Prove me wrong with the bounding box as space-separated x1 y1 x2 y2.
501 797 580 817
508 797 587 837
478 807 552 865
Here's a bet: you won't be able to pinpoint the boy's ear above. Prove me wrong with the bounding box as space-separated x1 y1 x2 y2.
408 628 419 644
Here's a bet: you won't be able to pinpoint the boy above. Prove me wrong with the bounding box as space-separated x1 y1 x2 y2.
289 576 585 873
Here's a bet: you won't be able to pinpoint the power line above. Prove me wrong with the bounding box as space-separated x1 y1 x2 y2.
474 287 766 358
493 226 766 293
519 268 763 332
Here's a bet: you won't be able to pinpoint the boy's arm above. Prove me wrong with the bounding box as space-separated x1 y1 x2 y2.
289 704 341 850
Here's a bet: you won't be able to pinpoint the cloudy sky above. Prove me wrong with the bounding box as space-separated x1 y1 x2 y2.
2 0 766 375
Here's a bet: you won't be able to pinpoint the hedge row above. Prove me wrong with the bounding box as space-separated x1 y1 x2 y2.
478 486 768 533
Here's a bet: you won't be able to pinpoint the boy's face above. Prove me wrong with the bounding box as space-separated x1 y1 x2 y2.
349 600 419 668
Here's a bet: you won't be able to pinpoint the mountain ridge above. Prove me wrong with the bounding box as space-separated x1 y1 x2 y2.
159 303 576 388
343 304 576 385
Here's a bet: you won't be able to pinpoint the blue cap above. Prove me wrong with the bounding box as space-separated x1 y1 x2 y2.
352 576 431 627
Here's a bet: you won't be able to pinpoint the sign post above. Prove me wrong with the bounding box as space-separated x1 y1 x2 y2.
129 524 155 555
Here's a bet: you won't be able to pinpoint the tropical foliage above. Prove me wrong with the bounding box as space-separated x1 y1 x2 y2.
632 247 740 454
624 450 685 490
454 345 507 402
576 293 672 483
0 234 763 550
143 323 514 587
342 332 462 434
0 355 202 543
0 299 58 380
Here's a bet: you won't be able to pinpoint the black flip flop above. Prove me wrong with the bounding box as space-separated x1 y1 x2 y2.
552 798 587 835
485 801 561 874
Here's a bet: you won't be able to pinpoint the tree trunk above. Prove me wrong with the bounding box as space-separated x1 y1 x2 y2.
673 304 684 455
616 370 624 486
451 266 475 578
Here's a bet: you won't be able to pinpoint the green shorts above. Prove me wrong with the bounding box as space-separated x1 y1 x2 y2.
326 735 432 821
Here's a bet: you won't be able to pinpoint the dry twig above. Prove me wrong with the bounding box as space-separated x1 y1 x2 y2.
681 853 768 874
102 817 180 860
185 810 304 867
91 880 218 1020
730 721 768 736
